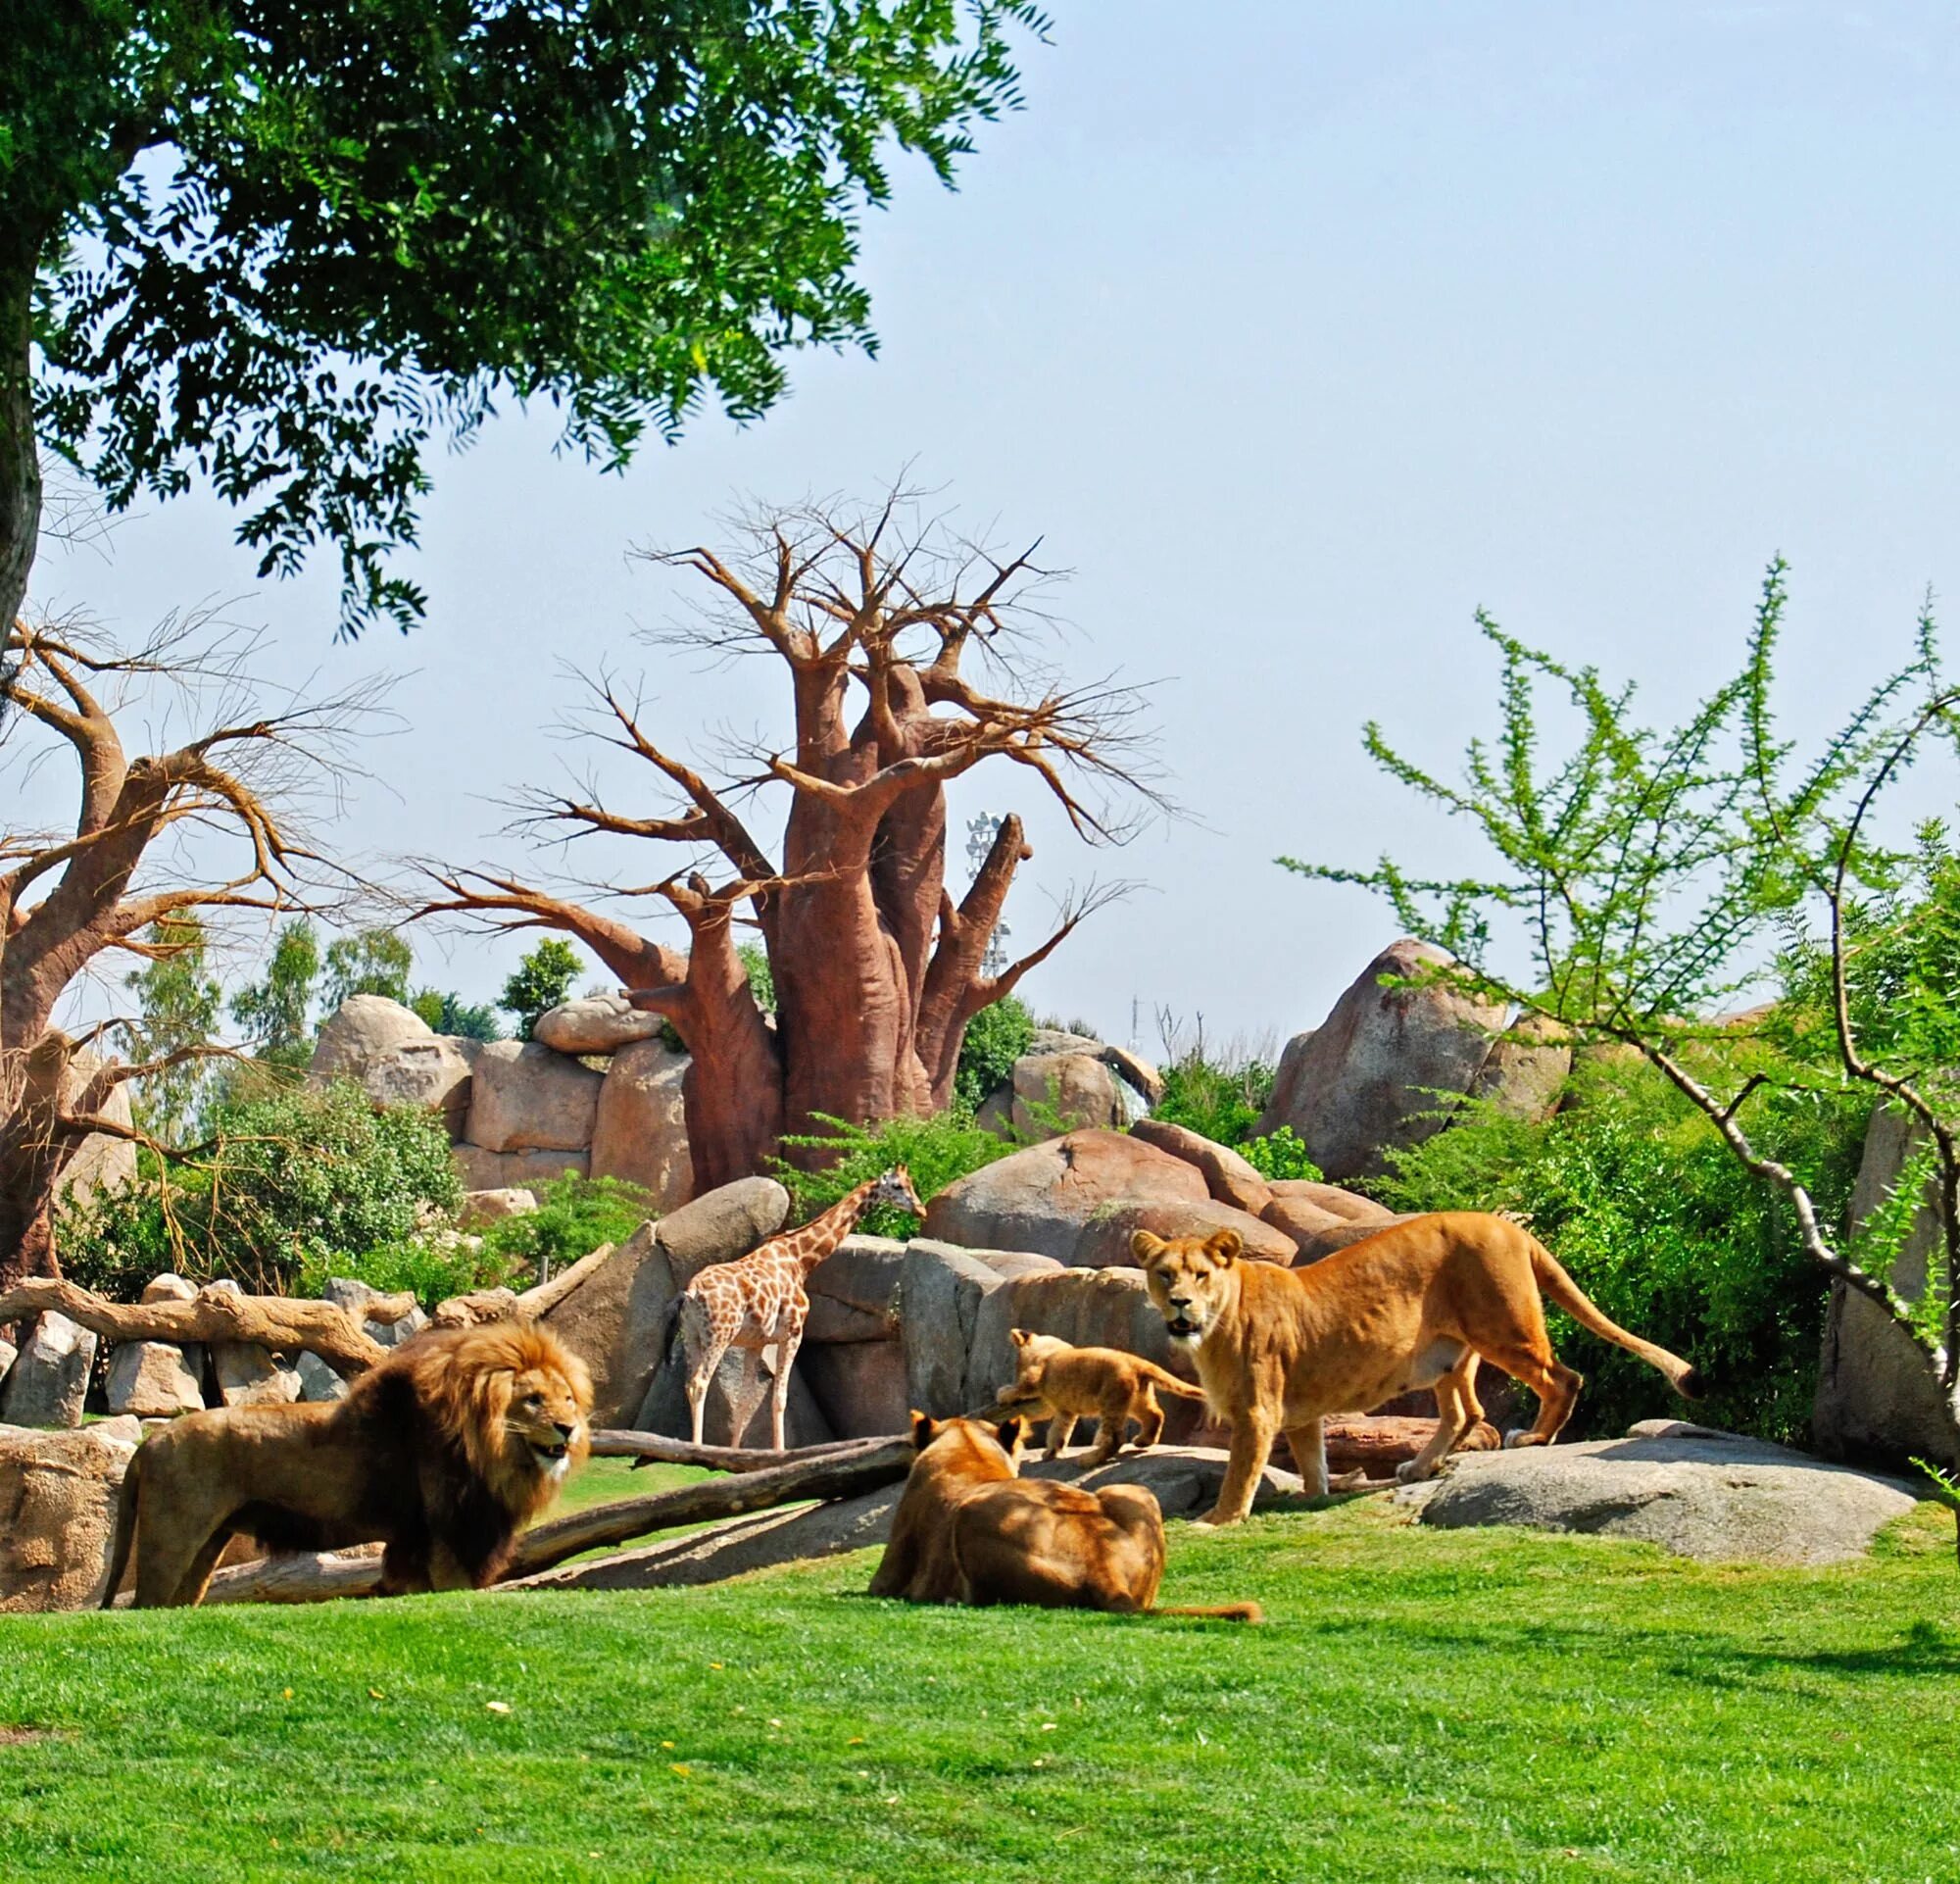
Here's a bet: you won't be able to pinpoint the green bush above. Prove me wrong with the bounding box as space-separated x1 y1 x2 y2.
296 1236 532 1308
1151 1050 1276 1147
474 1173 658 1284
1241 1126 1320 1182
777 1110 1019 1239
62 1081 463 1300
499 938 583 1040
954 994 1034 1111
1376 1051 1865 1444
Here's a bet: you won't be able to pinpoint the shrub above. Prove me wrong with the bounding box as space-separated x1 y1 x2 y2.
1151 1051 1276 1147
499 938 583 1039
295 1235 532 1308
62 1081 462 1300
474 1173 658 1285
954 994 1034 1111
1375 1051 1866 1444
410 989 505 1041
777 1110 1019 1238
1241 1126 1321 1182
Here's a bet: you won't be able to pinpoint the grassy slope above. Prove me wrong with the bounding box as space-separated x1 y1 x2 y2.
6 1495 1960 1883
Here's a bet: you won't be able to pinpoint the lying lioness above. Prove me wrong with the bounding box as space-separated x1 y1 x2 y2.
868 1413 1259 1619
987 1329 1210 1465
1134 1213 1701 1525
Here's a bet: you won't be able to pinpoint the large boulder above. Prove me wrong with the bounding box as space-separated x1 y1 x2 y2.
1071 1196 1297 1270
1011 1052 1128 1135
653 1175 790 1285
454 1146 589 1190
1813 1105 1957 1467
458 1187 539 1229
464 1040 604 1153
1256 938 1509 1180
1470 1013 1572 1121
897 1242 1004 1416
533 993 670 1056
806 1234 906 1343
0 1312 98 1428
1396 1420 1921 1564
103 1341 204 1416
588 1037 693 1211
0 1416 142 1611
539 1222 679 1428
922 1130 1208 1264
632 1342 835 1449
311 996 476 1136
1129 1118 1272 1215
800 1338 910 1439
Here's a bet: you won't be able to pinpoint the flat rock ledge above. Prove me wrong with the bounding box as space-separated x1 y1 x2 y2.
508 1445 1305 1594
1393 1419 1923 1565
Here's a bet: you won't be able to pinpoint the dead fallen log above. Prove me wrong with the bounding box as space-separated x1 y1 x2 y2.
195 1434 917 1605
431 1240 619 1329
1323 1414 1501 1475
0 1277 401 1376
596 1429 900 1472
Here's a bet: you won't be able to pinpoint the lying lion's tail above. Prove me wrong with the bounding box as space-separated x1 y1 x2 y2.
1152 1602 1264 1623
99 1445 142 1610
1530 1238 1702 1398
1134 1360 1210 1404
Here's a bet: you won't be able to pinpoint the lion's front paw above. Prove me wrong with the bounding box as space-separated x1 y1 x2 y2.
1394 1458 1433 1485
1194 1507 1244 1529
1502 1427 1541 1450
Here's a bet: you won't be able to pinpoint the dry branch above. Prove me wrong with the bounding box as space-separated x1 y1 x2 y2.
597 1428 901 1471
0 1277 401 1374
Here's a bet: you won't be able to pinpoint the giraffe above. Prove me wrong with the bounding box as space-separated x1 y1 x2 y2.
667 1165 924 1449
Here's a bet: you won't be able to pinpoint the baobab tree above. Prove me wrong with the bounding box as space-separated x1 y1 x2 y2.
423 491 1159 1189
0 613 380 1287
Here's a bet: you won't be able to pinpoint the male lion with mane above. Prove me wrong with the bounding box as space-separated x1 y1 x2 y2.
1134 1213 1701 1525
102 1320 591 1608
869 1413 1259 1620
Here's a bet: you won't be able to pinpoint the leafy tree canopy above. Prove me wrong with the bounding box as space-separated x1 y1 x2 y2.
322 928 414 1011
500 936 584 1039
5 1 1048 632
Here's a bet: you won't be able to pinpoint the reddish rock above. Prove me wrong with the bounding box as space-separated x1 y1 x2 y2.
1265 1179 1391 1223
1129 1117 1273 1215
1072 1196 1296 1270
1323 1414 1501 1477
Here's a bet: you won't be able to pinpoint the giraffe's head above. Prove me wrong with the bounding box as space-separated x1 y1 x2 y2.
867 1165 924 1219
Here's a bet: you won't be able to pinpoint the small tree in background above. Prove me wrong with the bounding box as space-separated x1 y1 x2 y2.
500 939 585 1042
118 916 223 1143
1285 562 1960 1454
410 990 505 1043
228 917 321 1064
322 929 414 1011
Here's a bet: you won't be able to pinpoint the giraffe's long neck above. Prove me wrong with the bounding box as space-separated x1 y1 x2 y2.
792 1179 880 1273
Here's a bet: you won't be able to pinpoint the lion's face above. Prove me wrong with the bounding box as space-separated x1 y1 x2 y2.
505 1363 590 1483
1132 1228 1243 1346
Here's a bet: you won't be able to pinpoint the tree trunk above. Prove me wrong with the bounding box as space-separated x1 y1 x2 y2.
0 259 39 634
0 1032 74 1290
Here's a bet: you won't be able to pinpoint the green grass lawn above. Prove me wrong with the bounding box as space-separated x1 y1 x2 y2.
7 1490 1960 1883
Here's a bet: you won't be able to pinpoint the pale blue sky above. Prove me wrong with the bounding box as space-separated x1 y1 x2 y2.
29 2 1960 1053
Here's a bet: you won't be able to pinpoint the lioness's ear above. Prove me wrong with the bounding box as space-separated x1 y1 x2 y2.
910 1411 938 1450
1204 1228 1243 1265
1010 1328 1031 1349
1131 1230 1167 1263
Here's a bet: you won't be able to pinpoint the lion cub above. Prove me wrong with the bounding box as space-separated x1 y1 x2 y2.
990 1329 1210 1466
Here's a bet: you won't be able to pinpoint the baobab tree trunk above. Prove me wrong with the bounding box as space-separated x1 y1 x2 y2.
424 490 1156 1188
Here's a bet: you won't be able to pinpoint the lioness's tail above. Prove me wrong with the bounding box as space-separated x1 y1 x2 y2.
1153 1602 1264 1623
99 1445 142 1610
1134 1360 1210 1404
1529 1238 1702 1398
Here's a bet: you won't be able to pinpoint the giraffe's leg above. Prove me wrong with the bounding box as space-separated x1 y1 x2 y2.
768 1323 803 1452
685 1313 731 1450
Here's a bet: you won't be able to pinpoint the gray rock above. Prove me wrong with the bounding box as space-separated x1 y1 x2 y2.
539 1222 679 1428
1471 1012 1572 1120
0 1312 98 1428
898 1244 1004 1416
806 1234 906 1342
801 1338 910 1439
294 1350 349 1403
1029 1027 1102 1058
140 1272 199 1303
533 993 670 1056
465 1039 605 1153
587 1037 693 1211
366 1305 428 1352
1813 1104 1957 1467
632 1341 835 1449
0 1339 15 1389
320 1275 388 1314
1256 937 1507 1181
54 1051 138 1209
312 997 477 1137
457 1187 539 1229
1396 1421 1922 1564
104 1341 205 1416
214 1341 302 1405
453 1145 590 1190
0 1418 142 1611
653 1175 790 1285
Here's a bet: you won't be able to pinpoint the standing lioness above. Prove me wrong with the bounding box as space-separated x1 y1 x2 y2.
1133 1213 1700 1525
